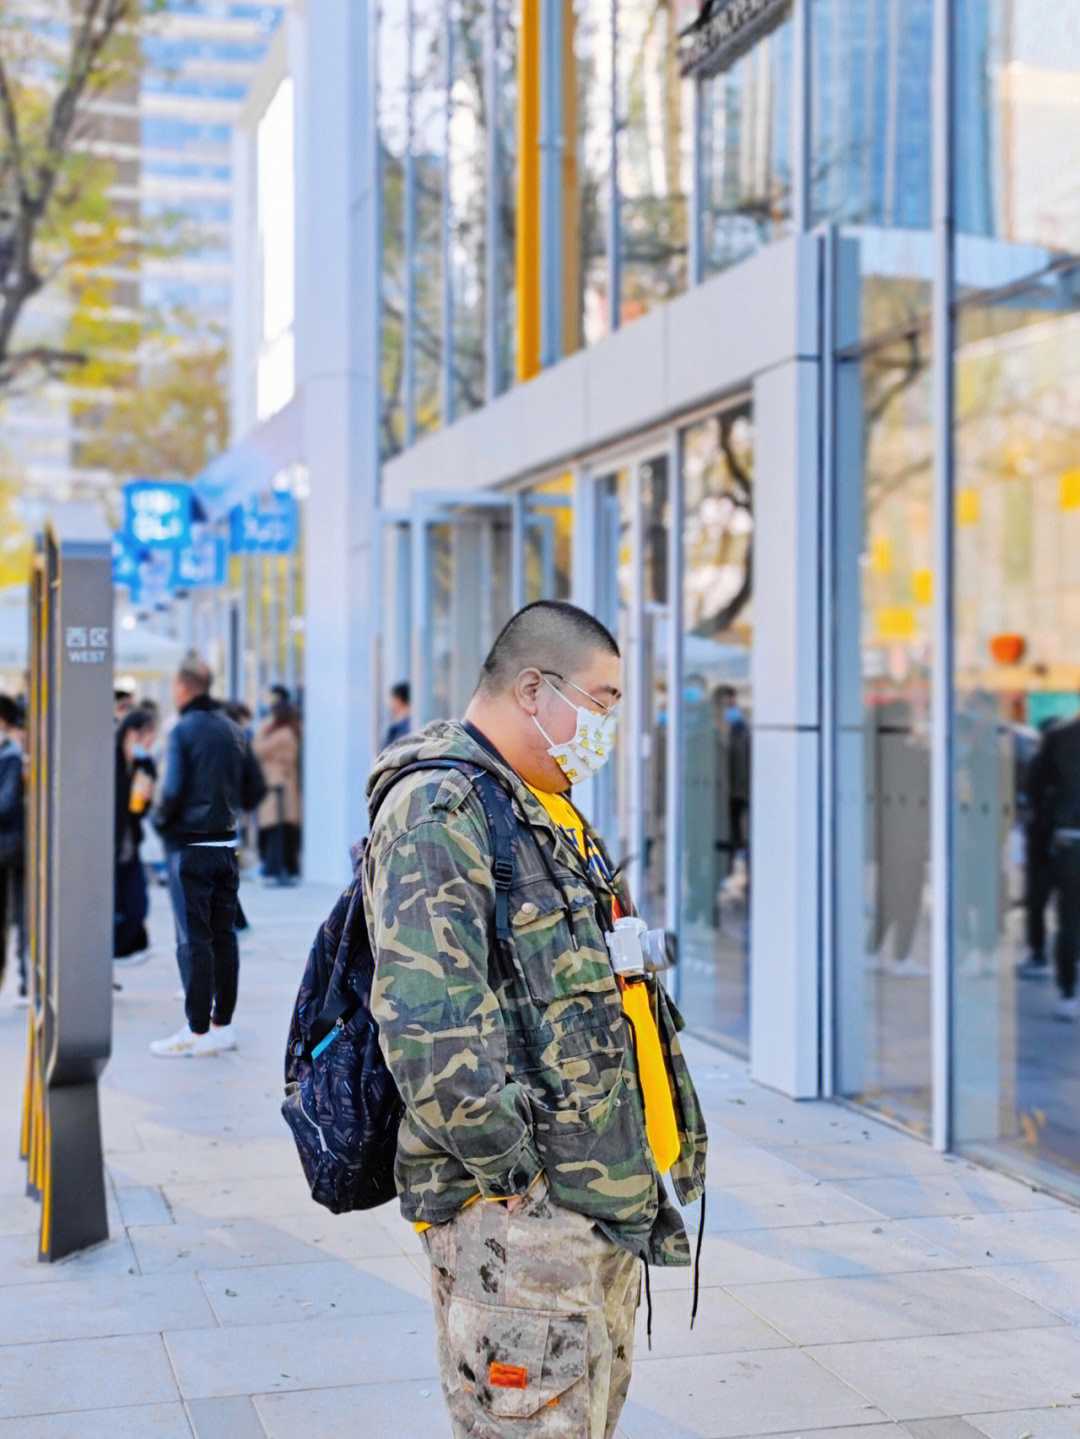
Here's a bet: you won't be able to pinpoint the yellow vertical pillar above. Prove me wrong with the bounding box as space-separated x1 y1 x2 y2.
516 0 541 381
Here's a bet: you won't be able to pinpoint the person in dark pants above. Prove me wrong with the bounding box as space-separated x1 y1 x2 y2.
0 694 25 998
151 656 266 1057
1026 708 1080 1020
114 707 159 960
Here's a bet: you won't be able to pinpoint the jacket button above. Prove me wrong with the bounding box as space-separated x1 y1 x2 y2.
517 901 538 921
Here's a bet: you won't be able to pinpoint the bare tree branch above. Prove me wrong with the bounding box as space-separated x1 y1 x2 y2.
0 51 24 193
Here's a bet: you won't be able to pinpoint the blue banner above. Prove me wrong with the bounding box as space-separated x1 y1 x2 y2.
123 480 194 549
228 493 299 554
171 535 228 590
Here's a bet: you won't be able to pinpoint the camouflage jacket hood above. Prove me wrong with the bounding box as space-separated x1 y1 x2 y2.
363 718 707 1266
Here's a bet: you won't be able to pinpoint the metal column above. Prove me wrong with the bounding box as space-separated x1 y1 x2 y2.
442 0 455 424
483 0 501 400
930 0 957 1152
665 430 685 999
791 0 813 232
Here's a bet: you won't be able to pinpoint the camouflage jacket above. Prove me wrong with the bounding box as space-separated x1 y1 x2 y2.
363 720 707 1266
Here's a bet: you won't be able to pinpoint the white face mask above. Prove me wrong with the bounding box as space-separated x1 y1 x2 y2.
532 674 618 784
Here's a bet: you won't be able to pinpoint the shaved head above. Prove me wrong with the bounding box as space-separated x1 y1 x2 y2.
477 601 619 698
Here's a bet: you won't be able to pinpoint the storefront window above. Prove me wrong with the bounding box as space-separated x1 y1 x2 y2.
951 1 1080 1181
575 0 613 345
678 407 754 1053
449 0 488 415
617 0 691 322
414 2 447 436
834 308 934 1134
810 0 932 230
378 0 408 457
700 15 793 277
522 473 574 602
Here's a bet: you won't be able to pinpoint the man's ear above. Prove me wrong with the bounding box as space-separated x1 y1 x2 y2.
513 667 543 715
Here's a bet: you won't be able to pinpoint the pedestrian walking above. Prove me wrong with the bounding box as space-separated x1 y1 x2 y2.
151 656 266 1057
253 687 301 879
114 706 158 960
1027 706 1080 1019
363 599 707 1439
0 694 26 999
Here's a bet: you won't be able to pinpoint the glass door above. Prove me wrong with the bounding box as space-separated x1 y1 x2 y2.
409 492 515 725
584 452 673 932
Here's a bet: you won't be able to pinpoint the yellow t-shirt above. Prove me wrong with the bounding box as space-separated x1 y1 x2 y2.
525 784 680 1175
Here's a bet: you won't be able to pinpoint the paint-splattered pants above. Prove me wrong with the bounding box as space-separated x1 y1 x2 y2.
421 1172 641 1438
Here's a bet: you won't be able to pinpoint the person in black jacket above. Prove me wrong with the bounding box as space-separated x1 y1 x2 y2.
1027 708 1080 1021
151 656 266 1057
114 707 158 960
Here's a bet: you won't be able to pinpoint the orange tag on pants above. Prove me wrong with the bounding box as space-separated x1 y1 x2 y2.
489 1362 528 1389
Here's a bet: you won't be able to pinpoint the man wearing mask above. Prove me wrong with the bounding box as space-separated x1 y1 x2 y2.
364 600 707 1439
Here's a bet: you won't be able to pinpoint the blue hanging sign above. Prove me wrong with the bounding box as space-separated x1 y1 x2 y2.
123 480 195 549
171 535 228 590
228 493 299 555
112 534 144 595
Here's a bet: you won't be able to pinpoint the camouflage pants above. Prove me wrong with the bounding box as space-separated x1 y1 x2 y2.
421 1173 641 1439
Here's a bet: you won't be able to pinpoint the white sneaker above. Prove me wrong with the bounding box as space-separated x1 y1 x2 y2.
149 1025 218 1057
1054 997 1079 1023
206 1023 236 1052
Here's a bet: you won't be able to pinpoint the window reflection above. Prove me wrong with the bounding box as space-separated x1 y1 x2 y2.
701 15 792 275
617 0 692 321
678 408 754 1054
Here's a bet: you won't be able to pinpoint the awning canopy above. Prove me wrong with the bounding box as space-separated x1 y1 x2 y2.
193 392 305 516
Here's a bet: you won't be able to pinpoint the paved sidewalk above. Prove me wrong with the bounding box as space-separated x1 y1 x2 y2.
3 879 1080 1438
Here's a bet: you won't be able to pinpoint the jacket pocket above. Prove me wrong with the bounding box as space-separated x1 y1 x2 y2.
445 1296 587 1421
508 878 616 1008
528 1058 655 1226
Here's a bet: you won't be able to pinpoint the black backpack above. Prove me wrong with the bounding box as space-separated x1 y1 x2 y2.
281 762 516 1213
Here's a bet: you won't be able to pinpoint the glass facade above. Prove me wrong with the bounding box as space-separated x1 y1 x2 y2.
373 0 1080 1199
950 2 1080 1184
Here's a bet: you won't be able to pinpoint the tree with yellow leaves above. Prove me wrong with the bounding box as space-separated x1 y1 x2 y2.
0 1 161 391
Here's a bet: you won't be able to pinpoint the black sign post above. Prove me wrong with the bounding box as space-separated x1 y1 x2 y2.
21 518 114 1261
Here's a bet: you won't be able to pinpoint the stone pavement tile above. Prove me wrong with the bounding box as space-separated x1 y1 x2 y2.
632 1285 789 1357
989 1258 1080 1324
701 1141 822 1188
270 1208 416 1263
0 1271 216 1343
619 1349 887 1438
902 1422 992 1439
0 1230 140 1287
114 1184 174 1227
254 1379 447 1439
0 1402 193 1438
962 1407 1080 1439
747 1138 963 1183
806 1326 1080 1419
831 1168 1063 1220
164 1310 439 1400
187 1395 267 1439
128 1218 327 1274
648 1218 964 1293
701 1180 887 1232
197 1256 431 1326
161 1173 323 1223
727 1265 1067 1346
0 1333 179 1419
900 1208 1080 1268
117 1132 301 1183
0 1189 44 1238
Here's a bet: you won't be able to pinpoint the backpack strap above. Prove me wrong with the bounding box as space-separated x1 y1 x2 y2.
370 758 517 940
471 771 516 941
